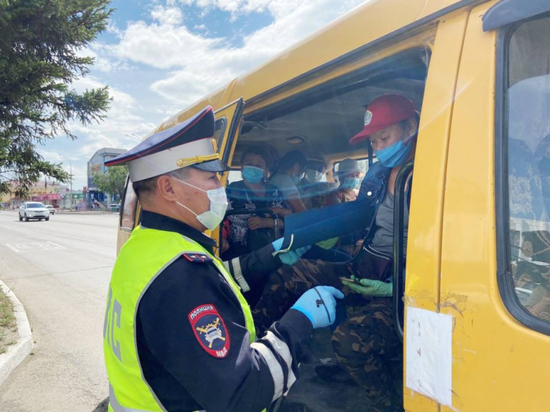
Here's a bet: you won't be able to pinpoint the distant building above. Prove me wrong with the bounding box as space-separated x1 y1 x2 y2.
1 180 69 209
87 147 126 206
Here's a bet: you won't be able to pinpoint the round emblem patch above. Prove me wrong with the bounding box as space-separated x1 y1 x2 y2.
188 304 230 358
364 110 373 126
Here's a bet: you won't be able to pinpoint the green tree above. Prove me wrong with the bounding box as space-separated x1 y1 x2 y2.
0 0 113 197
92 165 128 201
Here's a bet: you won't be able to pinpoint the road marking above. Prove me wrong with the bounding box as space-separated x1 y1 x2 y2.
4 241 67 253
4 244 20 253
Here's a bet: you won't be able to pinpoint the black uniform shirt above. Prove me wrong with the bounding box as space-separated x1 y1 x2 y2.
136 211 313 412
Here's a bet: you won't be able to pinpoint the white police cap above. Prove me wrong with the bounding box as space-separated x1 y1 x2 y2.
105 106 228 182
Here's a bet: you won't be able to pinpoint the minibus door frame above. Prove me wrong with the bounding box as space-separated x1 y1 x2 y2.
393 160 414 340
215 98 245 166
213 98 246 248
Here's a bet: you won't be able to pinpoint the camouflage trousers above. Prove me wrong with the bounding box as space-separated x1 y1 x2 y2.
253 257 402 412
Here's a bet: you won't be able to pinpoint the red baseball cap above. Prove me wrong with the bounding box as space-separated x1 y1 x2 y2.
350 94 416 145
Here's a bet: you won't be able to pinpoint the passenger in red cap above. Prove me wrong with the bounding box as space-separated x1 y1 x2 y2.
252 94 419 411
351 93 418 168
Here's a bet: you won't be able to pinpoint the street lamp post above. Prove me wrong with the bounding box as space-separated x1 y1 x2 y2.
60 157 73 210
69 160 73 211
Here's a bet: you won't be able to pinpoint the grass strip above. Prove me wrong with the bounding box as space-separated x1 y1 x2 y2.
0 288 16 354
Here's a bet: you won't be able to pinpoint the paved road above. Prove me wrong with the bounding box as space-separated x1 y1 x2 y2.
0 210 117 412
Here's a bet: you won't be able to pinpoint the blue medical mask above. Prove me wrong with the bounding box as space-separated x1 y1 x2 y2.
375 138 413 168
341 178 360 190
242 166 264 184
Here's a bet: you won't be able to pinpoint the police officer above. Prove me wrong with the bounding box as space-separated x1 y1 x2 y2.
102 106 343 412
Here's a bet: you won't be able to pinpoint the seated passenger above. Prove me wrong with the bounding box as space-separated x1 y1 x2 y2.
253 94 419 412
328 158 363 205
270 150 308 213
299 152 335 209
222 147 290 260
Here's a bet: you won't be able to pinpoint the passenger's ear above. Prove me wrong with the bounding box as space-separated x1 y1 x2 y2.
156 175 178 202
407 116 419 136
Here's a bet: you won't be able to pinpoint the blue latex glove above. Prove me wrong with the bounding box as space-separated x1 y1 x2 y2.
291 286 344 329
272 238 284 251
278 245 311 265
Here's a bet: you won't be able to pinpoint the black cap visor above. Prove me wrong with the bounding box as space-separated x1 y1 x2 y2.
192 159 229 172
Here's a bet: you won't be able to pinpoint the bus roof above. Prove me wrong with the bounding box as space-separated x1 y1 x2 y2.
156 0 483 132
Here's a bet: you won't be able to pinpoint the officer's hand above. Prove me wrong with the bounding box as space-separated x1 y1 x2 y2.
341 276 392 297
291 286 344 329
278 245 310 265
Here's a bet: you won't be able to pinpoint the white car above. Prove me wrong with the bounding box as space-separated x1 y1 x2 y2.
19 202 50 221
45 205 56 215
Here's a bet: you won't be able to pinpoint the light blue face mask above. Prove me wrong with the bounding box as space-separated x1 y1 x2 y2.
341 178 360 190
242 166 264 184
375 138 413 168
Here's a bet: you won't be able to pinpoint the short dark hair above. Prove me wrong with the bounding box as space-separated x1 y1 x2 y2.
132 168 191 200
398 112 420 131
277 150 307 172
240 146 270 168
132 176 158 199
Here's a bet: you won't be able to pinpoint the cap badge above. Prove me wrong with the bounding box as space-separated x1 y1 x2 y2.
176 153 220 168
211 138 218 153
364 110 373 126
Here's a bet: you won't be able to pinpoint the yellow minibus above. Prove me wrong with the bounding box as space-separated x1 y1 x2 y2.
116 0 550 410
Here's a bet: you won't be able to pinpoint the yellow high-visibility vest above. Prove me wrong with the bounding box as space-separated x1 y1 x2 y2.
103 225 256 412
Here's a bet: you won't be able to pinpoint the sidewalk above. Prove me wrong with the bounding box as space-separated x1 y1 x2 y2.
0 282 33 388
56 210 118 215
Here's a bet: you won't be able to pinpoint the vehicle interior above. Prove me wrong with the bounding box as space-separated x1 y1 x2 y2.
230 48 428 176
224 47 430 411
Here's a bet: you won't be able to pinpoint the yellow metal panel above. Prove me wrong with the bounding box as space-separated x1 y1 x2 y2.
242 30 436 114
403 8 470 411
441 2 550 411
418 0 479 18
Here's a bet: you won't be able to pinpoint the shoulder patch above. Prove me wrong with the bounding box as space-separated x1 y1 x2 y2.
188 304 230 358
182 252 213 263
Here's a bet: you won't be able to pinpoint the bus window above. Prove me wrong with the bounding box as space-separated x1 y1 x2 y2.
120 175 137 232
229 48 430 411
505 16 550 324
214 117 227 149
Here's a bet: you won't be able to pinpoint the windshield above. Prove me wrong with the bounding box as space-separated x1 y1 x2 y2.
26 203 45 209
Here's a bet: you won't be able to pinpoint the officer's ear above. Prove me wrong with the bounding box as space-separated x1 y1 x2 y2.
156 175 179 202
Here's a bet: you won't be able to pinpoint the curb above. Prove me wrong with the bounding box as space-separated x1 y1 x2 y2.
0 281 33 387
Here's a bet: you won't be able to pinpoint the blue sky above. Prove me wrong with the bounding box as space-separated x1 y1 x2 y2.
39 0 368 189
